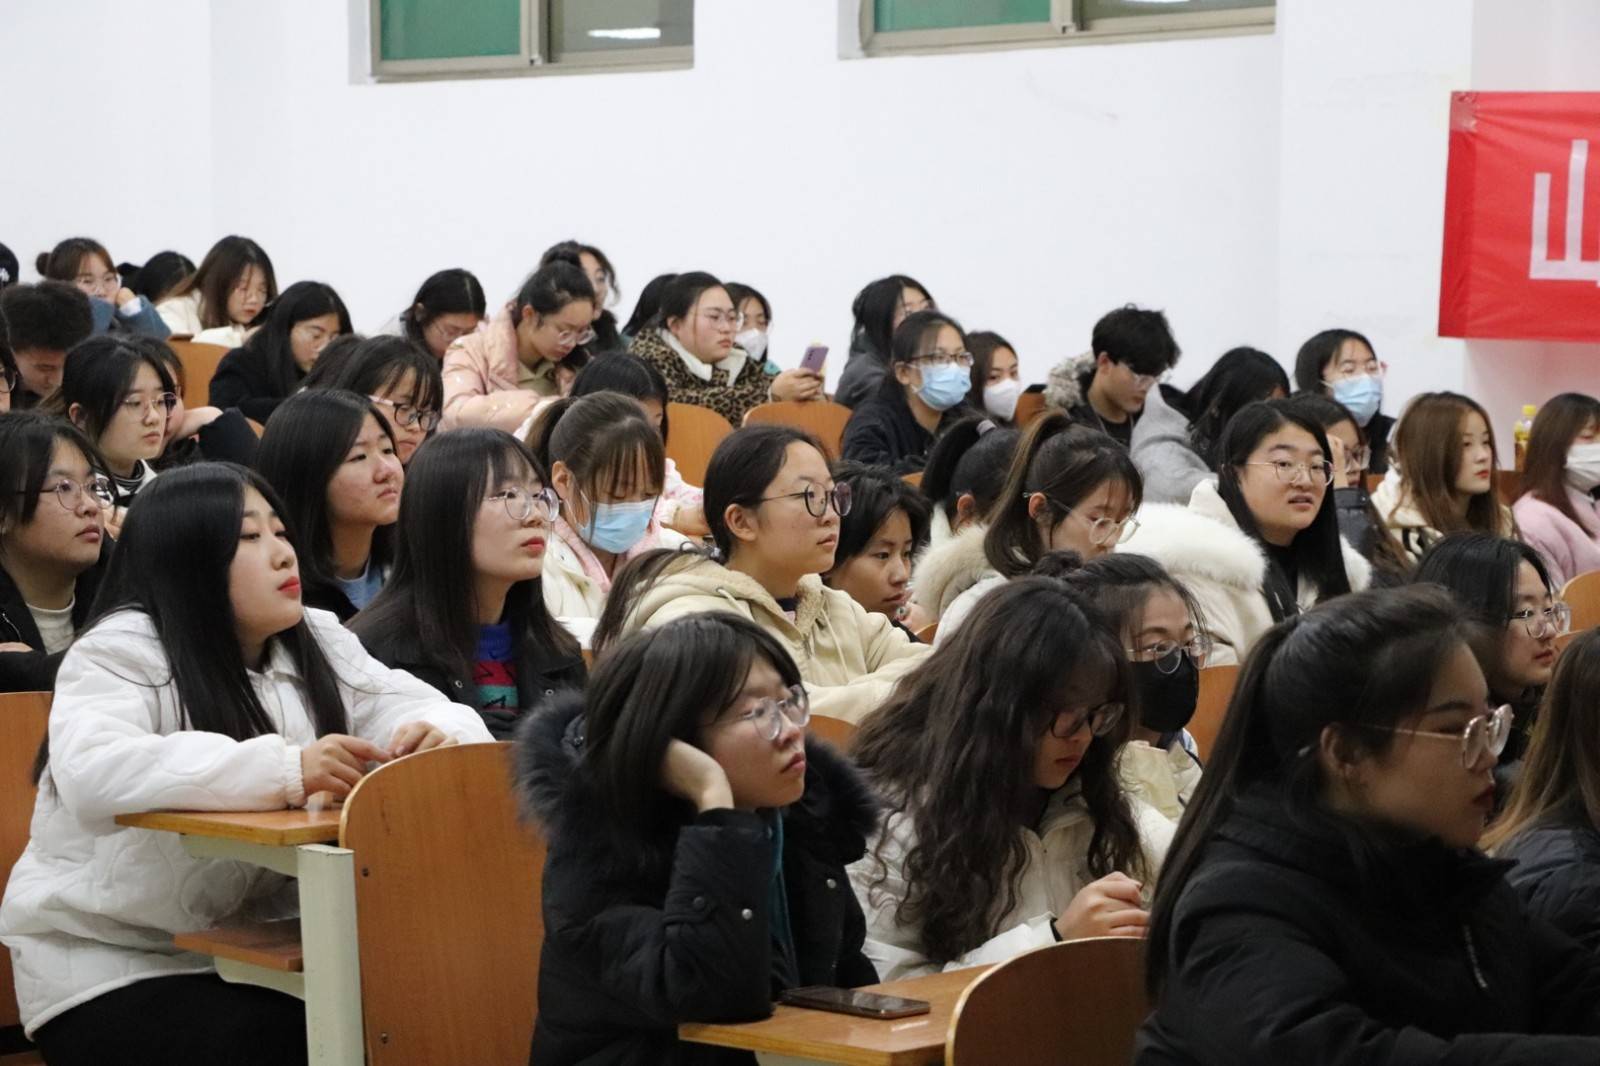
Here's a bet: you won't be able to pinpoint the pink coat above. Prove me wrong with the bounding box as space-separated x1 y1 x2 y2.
441 305 565 432
1513 487 1600 591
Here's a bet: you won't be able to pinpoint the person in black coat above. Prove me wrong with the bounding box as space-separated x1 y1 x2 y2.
210 281 351 422
1139 585 1600 1064
516 613 878 1066
842 311 975 475
349 428 585 739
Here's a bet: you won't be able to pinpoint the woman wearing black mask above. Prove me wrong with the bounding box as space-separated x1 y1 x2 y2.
1037 552 1211 825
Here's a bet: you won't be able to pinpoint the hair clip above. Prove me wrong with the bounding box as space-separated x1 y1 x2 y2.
977 419 997 437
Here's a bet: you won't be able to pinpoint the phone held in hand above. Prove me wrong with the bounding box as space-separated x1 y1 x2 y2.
800 344 829 376
778 986 931 1019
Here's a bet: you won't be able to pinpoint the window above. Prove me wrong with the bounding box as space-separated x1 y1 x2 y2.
860 0 1272 55
371 0 691 78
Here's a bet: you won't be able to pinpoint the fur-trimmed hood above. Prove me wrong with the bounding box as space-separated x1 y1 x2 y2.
911 522 995 618
1043 351 1096 411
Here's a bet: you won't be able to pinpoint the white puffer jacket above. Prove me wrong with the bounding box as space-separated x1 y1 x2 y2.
0 608 493 1035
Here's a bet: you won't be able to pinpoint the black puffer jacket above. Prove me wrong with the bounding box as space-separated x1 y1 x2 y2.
1501 811 1600 952
0 543 111 693
1138 788 1600 1064
516 694 879 1066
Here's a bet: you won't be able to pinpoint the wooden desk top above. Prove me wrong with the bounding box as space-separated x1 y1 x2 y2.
114 808 341 847
679 965 992 1066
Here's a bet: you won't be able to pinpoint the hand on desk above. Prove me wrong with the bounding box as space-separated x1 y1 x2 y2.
300 734 390 804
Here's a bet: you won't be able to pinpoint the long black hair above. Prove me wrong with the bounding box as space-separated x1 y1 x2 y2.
570 353 672 444
399 268 485 346
240 281 351 396
876 309 968 404
919 415 1022 530
170 236 277 330
621 273 677 340
53 335 176 445
1185 347 1289 465
301 334 443 421
854 576 1142 964
851 275 933 362
350 429 577 691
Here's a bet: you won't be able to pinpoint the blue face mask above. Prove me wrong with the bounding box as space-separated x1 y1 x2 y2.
583 498 657 554
916 363 971 412
1329 374 1382 427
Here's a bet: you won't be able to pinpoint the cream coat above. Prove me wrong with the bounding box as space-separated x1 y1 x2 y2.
909 523 992 621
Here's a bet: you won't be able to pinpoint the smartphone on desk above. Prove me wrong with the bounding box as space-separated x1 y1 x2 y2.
779 986 930 1019
799 344 829 376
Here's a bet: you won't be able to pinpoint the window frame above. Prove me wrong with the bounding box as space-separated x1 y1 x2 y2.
368 0 692 81
856 0 1274 57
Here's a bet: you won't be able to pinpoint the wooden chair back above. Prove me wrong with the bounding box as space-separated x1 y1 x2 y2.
339 742 545 1065
665 403 733 486
902 471 924 488
0 694 50 1031
1565 571 1600 633
807 715 857 752
1014 391 1046 429
743 401 853 460
166 340 230 407
1188 664 1241 761
1363 472 1383 495
946 937 1146 1066
1495 468 1524 507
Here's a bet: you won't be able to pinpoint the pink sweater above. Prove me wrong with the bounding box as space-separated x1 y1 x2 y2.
1513 487 1600 591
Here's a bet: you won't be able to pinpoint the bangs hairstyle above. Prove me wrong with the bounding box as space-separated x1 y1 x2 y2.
984 412 1143 577
571 353 671 443
569 613 804 867
853 576 1141 964
401 268 486 342
1390 391 1509 537
1185 347 1289 464
254 390 396 595
1413 532 1552 698
828 460 932 565
1216 399 1352 616
1522 392 1600 530
53 335 176 439
1039 551 1209 651
0 411 107 529
526 391 665 503
852 275 933 361
1091 305 1181 376
650 271 725 332
36 237 113 283
1293 327 1376 393
622 273 677 339
242 281 352 396
171 235 278 330
703 424 828 560
301 334 443 418
965 330 1017 409
1146 585 1486 1000
350 429 576 686
880 310 967 402
921 416 1022 528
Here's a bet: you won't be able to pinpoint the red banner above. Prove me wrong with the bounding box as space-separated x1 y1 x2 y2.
1440 91 1600 341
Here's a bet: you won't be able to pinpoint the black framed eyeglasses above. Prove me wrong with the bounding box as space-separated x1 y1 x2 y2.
1048 702 1125 739
368 396 442 433
757 483 852 519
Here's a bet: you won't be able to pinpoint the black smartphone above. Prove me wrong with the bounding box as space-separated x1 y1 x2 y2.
779 986 931 1019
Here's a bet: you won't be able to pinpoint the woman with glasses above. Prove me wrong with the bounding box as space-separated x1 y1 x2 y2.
1292 327 1394 474
256 390 403 620
139 337 259 470
518 612 878 1063
442 260 596 433
936 414 1143 640
850 576 1171 982
541 240 622 352
378 268 486 360
1139 585 1600 1062
302 335 443 466
1123 400 1370 666
594 425 927 723
842 311 977 474
1513 392 1600 591
524 392 684 643
1414 533 1569 781
351 430 583 740
155 235 277 346
629 272 820 426
0 413 112 693
36 238 169 341
210 281 351 422
1371 391 1515 565
51 335 180 509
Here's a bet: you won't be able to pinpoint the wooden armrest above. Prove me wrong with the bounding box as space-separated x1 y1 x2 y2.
174 918 303 972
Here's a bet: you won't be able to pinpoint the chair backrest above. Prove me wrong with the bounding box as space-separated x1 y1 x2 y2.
1495 468 1524 507
808 714 857 751
0 693 50 1029
1363 472 1383 495
946 937 1146 1066
339 742 545 1065
902 471 924 488
1188 664 1241 761
1565 571 1600 633
166 340 230 407
664 402 733 486
1014 391 1046 429
743 401 853 460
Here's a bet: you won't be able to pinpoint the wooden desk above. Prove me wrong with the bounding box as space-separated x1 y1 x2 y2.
679 966 992 1066
115 808 361 1066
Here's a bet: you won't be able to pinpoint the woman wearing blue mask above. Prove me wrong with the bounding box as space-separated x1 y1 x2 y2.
525 391 686 644
842 311 976 475
1293 328 1392 474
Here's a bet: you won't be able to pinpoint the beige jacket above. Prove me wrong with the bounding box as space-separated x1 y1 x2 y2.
1369 468 1516 566
621 557 928 723
1117 739 1203 825
441 305 564 432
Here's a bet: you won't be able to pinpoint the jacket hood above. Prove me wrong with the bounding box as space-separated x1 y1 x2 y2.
1043 351 1095 411
630 556 833 636
911 523 992 616
1121 482 1268 593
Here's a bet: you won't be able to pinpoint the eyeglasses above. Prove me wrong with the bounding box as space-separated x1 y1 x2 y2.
76 272 120 296
14 476 115 512
1343 446 1372 475
1243 459 1335 486
1373 704 1513 769
425 320 476 346
368 396 441 433
1127 634 1214 674
120 392 179 417
550 325 597 347
1048 702 1125 739
911 350 974 370
722 684 811 741
1130 369 1173 390
1029 495 1139 546
485 485 561 523
1508 601 1572 640
0 365 16 394
700 308 745 330
758 483 853 519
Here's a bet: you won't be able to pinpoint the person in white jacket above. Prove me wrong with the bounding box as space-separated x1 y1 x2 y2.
848 576 1172 982
0 463 491 1064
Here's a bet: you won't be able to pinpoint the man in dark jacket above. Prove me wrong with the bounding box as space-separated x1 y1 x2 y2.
1042 305 1181 449
0 540 111 694
0 282 94 410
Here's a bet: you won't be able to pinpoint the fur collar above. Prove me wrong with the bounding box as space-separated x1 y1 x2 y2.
1043 351 1095 411
911 523 993 617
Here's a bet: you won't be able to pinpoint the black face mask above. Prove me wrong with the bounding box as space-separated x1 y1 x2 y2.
1131 656 1199 735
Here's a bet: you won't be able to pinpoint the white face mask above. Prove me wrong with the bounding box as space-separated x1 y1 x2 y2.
1567 442 1600 492
734 327 768 363
983 379 1022 421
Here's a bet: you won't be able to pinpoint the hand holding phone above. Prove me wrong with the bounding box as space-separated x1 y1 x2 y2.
799 344 829 375
779 986 930 1019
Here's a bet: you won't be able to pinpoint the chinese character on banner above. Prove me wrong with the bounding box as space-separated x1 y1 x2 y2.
1440 91 1600 342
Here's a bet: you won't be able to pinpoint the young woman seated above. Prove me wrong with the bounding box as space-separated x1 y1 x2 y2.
141 336 259 469
383 268 486 359
836 274 935 409
302 334 443 467
821 462 932 636
50 335 176 510
842 311 976 474
1292 327 1393 474
1513 392 1600 590
36 237 168 340
908 416 1021 617
155 235 276 346
209 281 350 421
